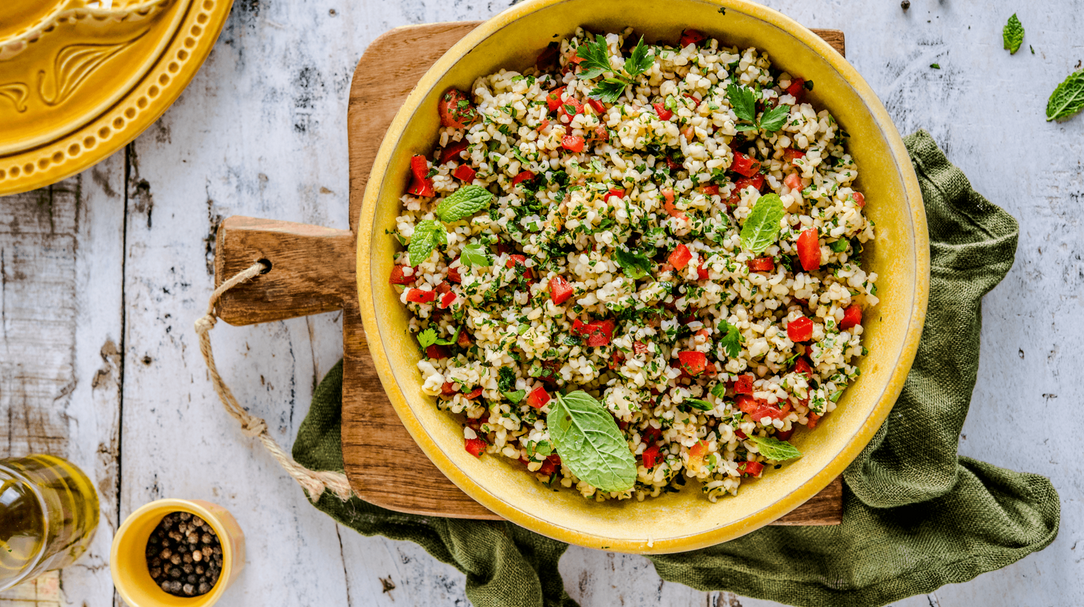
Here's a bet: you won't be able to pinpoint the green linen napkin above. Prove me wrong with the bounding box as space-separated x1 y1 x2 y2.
292 130 1059 607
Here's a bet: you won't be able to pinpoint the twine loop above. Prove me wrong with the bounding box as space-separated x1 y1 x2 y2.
195 261 355 503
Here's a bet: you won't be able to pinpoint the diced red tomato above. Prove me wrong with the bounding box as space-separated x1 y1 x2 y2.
441 381 458 396
641 444 660 469
787 316 814 342
527 386 551 409
465 387 484 399
505 254 533 279
406 288 436 303
663 197 687 220
682 125 695 141
440 139 470 165
586 125 609 144
662 187 675 204
439 291 456 309
852 191 866 207
776 429 794 441
740 460 764 477
784 173 803 191
734 374 755 395
407 177 435 197
545 87 566 112
785 78 806 102
389 265 415 285
797 229 821 272
699 184 720 196
457 330 471 348
586 98 607 114
586 320 615 347
447 266 462 284
604 188 625 202
735 429 747 439
653 102 673 121
668 244 692 270
435 281 452 295
425 344 450 359
684 92 701 107
633 341 649 355
792 357 813 379
728 175 765 208
730 152 762 178
511 170 536 186
807 412 821 429
783 148 806 164
697 262 710 281
746 256 775 272
687 439 709 468
561 135 585 153
406 155 436 197
840 305 863 330
558 98 584 122
678 351 707 376
464 437 486 457
678 28 707 48
549 275 574 305
438 88 477 128
642 426 662 444
755 400 792 422
453 164 476 182
665 156 682 171
538 454 561 475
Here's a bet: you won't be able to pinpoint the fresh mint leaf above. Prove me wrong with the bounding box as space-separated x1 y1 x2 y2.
740 194 785 255
684 398 713 411
725 83 757 123
625 35 655 76
576 33 613 80
408 220 447 266
590 78 628 104
1003 14 1024 55
503 390 526 403
930 63 941 69
749 436 802 461
460 243 491 268
612 247 653 280
758 104 791 132
548 391 636 492
1046 68 1084 122
436 185 495 222
720 321 741 359
830 239 849 253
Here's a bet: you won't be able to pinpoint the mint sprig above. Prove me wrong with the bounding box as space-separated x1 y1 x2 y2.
1046 68 1084 122
1003 14 1024 55
408 220 447 266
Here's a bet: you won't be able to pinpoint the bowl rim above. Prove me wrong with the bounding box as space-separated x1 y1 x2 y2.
356 0 930 553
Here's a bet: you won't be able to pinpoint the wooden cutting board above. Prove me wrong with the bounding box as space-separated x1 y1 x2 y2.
213 22 846 524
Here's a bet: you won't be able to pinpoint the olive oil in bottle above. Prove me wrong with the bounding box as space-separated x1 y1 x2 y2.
0 455 100 591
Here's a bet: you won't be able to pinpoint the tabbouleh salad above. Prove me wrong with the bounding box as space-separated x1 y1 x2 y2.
387 27 877 502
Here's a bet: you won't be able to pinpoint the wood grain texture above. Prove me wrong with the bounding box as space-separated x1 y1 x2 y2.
213 23 846 522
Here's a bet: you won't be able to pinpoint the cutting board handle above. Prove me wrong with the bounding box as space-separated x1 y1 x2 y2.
213 216 355 326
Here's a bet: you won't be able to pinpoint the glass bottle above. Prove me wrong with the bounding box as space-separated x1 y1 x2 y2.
0 454 100 591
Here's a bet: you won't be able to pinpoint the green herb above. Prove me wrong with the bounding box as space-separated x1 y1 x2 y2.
710 382 727 399
1030 45 1035 55
435 185 495 222
624 36 655 76
612 247 653 279
575 33 613 79
830 239 849 253
757 103 791 132
726 84 789 132
740 194 785 255
720 321 741 359
749 436 802 461
503 389 526 403
460 243 491 268
417 326 460 348
547 391 637 492
1045 68 1084 122
684 398 713 411
1003 14 1024 55
408 220 447 265
829 389 844 402
930 63 941 69
590 78 630 104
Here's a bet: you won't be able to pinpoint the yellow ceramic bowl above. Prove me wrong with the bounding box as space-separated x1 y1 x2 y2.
110 499 245 607
357 0 929 553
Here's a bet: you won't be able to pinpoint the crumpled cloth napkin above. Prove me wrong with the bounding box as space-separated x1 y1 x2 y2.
291 130 1059 607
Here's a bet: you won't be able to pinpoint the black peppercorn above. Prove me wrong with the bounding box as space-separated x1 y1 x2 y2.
145 511 224 598
901 0 910 8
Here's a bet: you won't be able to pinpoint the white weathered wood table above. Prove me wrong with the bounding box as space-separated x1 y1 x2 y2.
2 0 1081 605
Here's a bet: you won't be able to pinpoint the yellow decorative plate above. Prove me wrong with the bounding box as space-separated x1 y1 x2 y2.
0 0 233 195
